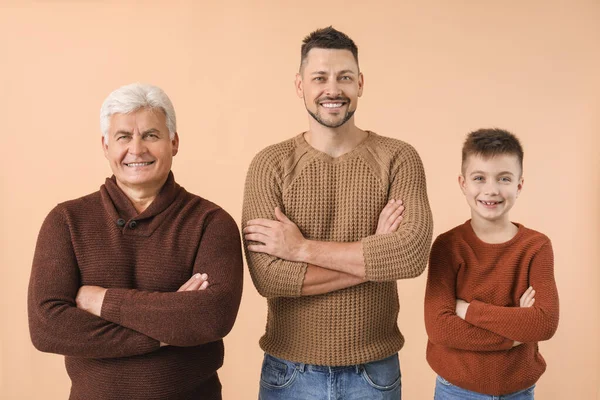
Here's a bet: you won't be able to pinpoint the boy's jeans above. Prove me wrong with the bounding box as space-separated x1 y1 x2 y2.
258 353 401 400
435 375 535 400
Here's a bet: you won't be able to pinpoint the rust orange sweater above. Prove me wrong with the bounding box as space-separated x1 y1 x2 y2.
28 173 243 400
425 220 559 395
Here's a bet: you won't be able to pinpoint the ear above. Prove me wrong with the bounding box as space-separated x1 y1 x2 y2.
102 135 109 159
357 72 364 97
171 132 180 156
295 73 303 98
458 174 467 195
516 176 524 197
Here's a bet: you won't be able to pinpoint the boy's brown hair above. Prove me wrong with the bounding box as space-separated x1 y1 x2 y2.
462 128 524 174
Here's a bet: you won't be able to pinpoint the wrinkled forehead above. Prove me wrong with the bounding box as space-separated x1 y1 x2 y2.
109 107 167 132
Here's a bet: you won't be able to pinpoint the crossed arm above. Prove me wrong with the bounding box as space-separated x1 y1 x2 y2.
244 201 405 296
241 145 432 298
28 207 243 358
425 237 559 352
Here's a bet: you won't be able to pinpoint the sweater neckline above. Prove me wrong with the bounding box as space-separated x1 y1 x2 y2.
294 130 376 163
462 219 525 248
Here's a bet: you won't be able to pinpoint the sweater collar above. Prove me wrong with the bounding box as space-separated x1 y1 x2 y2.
100 172 183 236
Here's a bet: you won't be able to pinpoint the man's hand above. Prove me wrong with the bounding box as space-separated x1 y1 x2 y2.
177 273 209 291
376 199 404 234
512 286 536 347
75 286 108 317
455 299 469 319
244 207 308 262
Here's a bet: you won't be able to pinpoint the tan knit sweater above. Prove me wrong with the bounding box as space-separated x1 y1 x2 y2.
242 131 433 366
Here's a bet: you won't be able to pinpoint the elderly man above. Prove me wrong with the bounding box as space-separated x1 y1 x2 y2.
28 83 243 400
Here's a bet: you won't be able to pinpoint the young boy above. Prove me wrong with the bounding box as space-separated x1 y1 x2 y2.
424 128 559 399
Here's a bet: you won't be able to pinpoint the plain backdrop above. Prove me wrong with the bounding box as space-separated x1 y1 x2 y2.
1 1 598 399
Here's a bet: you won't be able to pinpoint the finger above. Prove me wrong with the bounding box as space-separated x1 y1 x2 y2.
523 289 536 305
199 280 209 290
187 273 209 291
386 205 405 224
379 199 397 219
388 215 404 232
274 207 290 223
378 200 402 230
246 219 278 228
243 225 271 234
178 273 201 291
244 233 269 243
247 244 270 253
186 273 209 291
519 286 533 304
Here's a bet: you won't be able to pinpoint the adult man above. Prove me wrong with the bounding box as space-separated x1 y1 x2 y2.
242 27 433 399
28 83 243 400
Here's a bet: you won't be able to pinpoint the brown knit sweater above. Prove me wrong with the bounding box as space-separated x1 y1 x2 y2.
28 172 243 400
242 131 433 366
425 221 559 395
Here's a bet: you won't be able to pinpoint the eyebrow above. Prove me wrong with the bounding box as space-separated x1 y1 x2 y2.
310 70 357 76
470 170 515 176
113 128 160 137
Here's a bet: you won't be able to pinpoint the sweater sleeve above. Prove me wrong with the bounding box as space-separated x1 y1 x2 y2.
362 144 433 281
28 207 160 358
100 209 244 347
424 235 514 351
465 240 559 343
241 150 307 298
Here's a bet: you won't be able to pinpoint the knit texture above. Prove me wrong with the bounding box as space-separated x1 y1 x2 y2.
28 172 243 400
242 131 433 366
425 221 559 395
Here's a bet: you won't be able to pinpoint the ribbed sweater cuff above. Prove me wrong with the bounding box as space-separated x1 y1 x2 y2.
101 288 128 324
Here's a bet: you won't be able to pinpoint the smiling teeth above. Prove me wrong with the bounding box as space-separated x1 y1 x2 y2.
322 103 343 108
481 201 498 205
127 162 153 167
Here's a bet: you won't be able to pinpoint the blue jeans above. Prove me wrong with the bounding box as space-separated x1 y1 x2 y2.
435 376 535 400
258 353 401 400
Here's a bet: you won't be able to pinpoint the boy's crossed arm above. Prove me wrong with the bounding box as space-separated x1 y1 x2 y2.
455 241 559 344
425 238 515 352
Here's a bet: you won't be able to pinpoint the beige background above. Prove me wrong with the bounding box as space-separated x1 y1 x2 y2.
1 1 599 399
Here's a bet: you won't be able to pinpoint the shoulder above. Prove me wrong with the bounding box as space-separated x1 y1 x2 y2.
37 190 102 234
433 223 467 249
249 137 299 169
51 190 103 220
178 190 239 232
366 132 424 168
515 223 552 250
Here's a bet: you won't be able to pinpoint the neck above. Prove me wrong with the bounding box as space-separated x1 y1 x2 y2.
116 178 166 214
304 118 367 158
470 215 518 244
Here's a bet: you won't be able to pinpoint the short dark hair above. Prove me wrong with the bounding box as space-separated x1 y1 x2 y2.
462 128 524 174
300 26 359 71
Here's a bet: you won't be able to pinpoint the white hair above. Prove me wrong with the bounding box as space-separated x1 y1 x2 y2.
100 83 176 142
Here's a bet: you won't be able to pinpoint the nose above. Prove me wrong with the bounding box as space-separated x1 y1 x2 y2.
324 81 342 98
483 181 499 195
128 135 147 156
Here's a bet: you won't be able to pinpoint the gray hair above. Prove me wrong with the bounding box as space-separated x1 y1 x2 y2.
100 83 176 142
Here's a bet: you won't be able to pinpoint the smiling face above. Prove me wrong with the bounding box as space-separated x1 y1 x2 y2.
295 48 363 129
103 107 178 193
459 154 524 224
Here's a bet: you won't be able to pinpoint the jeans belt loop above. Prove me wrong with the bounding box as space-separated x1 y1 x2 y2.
296 363 306 373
